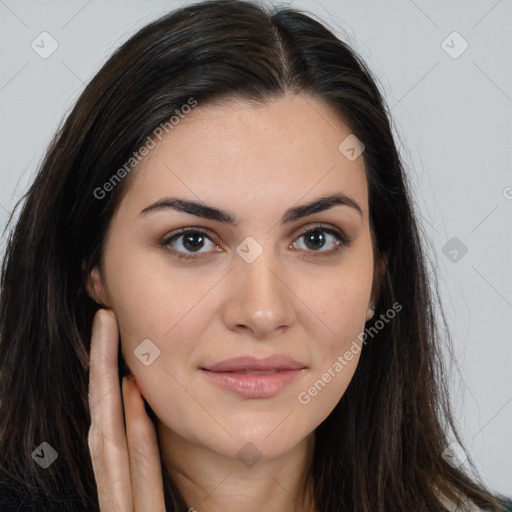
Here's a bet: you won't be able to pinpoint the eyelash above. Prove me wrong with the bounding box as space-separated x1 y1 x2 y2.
159 223 352 260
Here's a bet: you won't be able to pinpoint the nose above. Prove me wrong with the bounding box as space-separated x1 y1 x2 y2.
220 249 296 339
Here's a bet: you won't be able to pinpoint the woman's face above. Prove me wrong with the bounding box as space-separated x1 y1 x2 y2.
89 93 377 463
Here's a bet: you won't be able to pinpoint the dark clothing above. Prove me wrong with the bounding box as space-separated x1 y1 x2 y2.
0 467 92 512
1 465 512 512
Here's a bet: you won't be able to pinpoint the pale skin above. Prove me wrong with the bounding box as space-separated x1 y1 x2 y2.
86 93 386 511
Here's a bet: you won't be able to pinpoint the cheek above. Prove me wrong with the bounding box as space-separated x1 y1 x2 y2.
110 263 220 424
294 260 373 400
107 258 227 409
300 265 373 343
106 252 221 339
294 278 368 417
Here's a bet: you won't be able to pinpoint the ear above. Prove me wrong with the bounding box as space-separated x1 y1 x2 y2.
85 265 110 307
369 249 389 310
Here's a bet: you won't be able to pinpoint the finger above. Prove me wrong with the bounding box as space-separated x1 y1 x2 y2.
88 309 133 512
123 375 166 512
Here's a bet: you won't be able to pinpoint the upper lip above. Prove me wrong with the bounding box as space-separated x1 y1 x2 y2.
201 355 306 372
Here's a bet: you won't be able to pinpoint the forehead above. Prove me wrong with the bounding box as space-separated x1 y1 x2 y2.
116 93 369 222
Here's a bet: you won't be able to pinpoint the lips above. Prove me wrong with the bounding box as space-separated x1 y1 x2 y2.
200 355 307 399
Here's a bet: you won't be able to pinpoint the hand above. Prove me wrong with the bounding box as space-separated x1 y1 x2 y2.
87 308 166 511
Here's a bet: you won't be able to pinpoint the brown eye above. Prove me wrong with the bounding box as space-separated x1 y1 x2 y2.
160 228 221 260
291 224 351 257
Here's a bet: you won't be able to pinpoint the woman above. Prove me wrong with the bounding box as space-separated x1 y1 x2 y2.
0 0 510 511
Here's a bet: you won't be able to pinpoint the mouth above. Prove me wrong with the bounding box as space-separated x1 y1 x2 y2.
200 355 307 399
201 354 306 373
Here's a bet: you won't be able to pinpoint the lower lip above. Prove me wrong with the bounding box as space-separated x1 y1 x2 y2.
200 369 304 399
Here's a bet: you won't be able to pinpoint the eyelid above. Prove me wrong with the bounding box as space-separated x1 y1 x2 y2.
293 222 351 242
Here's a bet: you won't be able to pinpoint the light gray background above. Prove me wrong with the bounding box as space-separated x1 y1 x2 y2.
0 0 511 496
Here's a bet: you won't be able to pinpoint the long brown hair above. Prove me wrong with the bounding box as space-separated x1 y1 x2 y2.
0 1 510 510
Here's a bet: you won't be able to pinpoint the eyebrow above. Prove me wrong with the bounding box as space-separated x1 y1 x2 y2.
139 192 363 225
